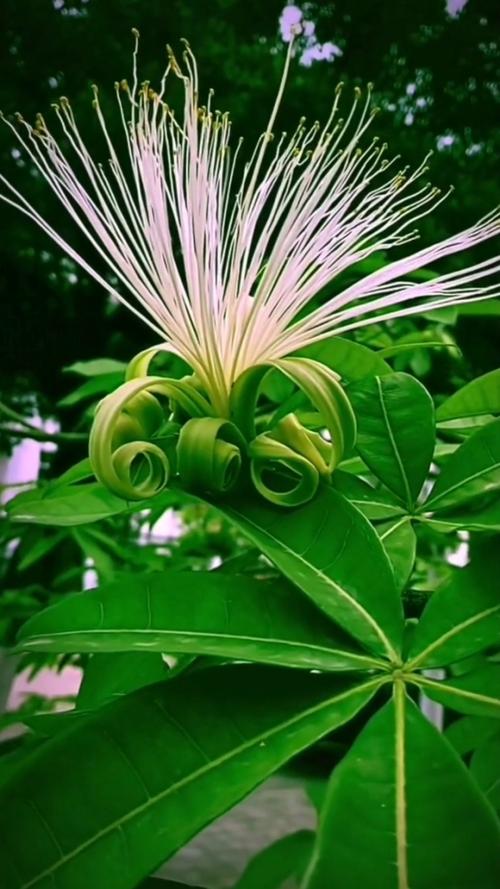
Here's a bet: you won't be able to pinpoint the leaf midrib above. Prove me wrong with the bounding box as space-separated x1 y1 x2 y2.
376 377 413 508
17 677 382 889
225 506 398 661
426 461 500 510
20 627 383 670
406 604 500 670
415 677 500 712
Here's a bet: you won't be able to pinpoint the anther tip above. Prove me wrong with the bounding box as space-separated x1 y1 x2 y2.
131 27 140 39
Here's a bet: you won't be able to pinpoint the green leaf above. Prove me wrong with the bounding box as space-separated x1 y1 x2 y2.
422 304 458 324
139 881 207 889
17 530 67 572
232 830 314 889
378 339 460 359
6 482 183 526
407 548 500 669
331 471 406 520
416 665 500 718
298 337 391 382
0 667 379 889
77 653 170 710
6 482 137 526
303 688 500 889
58 372 125 407
217 486 403 661
425 418 500 512
377 517 416 592
18 572 381 672
445 715 500 756
63 359 127 377
458 299 500 317
437 370 500 421
471 730 500 812
417 497 500 532
349 373 435 508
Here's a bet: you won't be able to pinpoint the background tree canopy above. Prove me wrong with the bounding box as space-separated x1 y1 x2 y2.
0 0 499 402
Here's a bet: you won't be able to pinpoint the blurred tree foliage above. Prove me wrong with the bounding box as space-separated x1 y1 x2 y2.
0 0 499 401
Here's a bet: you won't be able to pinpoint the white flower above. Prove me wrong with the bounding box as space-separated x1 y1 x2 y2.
1 32 499 416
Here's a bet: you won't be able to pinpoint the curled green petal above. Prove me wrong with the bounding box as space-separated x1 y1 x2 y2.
249 429 320 506
177 417 245 495
275 357 357 469
125 344 176 381
230 357 357 504
89 375 210 501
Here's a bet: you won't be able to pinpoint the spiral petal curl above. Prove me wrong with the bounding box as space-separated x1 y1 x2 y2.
88 349 356 507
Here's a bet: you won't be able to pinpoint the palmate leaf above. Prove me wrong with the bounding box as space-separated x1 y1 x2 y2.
0 666 380 889
16 572 382 672
348 373 435 508
303 687 500 889
425 417 500 512
216 486 403 662
407 548 500 669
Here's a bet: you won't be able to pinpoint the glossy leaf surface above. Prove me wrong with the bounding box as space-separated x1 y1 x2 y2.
17 572 380 672
436 369 500 420
233 830 314 889
407 551 500 669
218 487 403 661
349 373 435 507
303 689 500 889
426 418 500 512
417 665 500 718
0 667 378 889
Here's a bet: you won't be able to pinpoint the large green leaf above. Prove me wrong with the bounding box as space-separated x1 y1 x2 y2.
0 666 379 889
303 688 500 889
407 550 500 669
232 830 314 889
349 373 435 508
416 665 500 718
436 370 500 421
217 487 403 661
17 572 381 672
425 418 500 512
